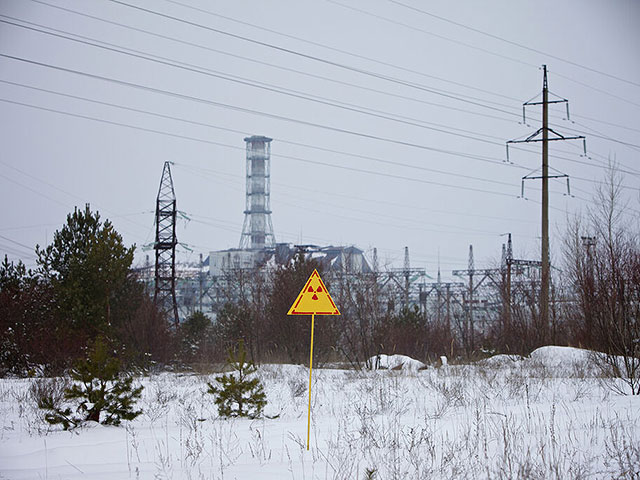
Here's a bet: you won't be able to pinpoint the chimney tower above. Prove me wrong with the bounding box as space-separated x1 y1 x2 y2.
239 136 275 250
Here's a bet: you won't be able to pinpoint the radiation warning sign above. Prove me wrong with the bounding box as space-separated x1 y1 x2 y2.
288 269 339 451
287 269 340 316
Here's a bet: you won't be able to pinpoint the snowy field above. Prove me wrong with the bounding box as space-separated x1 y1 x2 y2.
1 346 639 479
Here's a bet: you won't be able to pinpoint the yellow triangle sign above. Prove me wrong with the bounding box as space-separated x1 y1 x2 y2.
287 269 340 315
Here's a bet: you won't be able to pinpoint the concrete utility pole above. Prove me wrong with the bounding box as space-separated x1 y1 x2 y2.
506 65 585 330
541 66 550 328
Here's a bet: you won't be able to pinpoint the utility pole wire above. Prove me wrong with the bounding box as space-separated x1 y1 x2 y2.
385 0 640 89
0 53 527 170
326 0 537 70
32 0 521 104
103 0 522 117
17 81 529 186
24 12 638 167
333 0 640 106
0 16 515 148
36 0 640 137
4 76 637 194
28 1 526 126
0 44 624 182
25 3 640 137
0 96 528 200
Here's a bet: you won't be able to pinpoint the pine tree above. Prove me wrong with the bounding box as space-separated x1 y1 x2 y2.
42 337 143 429
207 340 266 419
180 310 212 361
36 204 134 336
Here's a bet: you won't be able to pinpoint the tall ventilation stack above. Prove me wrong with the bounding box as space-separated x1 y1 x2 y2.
239 136 275 250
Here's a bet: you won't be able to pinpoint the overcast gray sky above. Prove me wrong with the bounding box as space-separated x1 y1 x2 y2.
1 0 639 279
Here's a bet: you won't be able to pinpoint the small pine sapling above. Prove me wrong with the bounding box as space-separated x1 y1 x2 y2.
207 340 266 419
42 337 143 429
364 468 378 480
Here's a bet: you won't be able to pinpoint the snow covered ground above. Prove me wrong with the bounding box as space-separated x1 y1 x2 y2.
1 346 639 479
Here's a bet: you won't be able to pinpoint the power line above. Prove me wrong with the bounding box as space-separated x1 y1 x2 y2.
277 194 514 238
334 0 640 108
558 120 640 152
563 113 640 135
3 49 635 201
0 243 36 260
0 222 61 232
0 171 73 211
159 0 522 104
385 0 640 89
6 72 611 205
2 54 634 196
27 0 526 127
174 161 601 227
0 156 152 237
1 26 634 201
24 2 640 140
0 78 525 189
177 163 541 230
551 70 640 109
0 234 36 255
0 96 526 200
174 163 536 238
103 0 522 117
34 0 520 106
327 0 538 70
2 48 622 183
0 53 527 171
0 169 152 244
185 213 340 249
34 10 640 176
0 95 578 224
0 16 518 148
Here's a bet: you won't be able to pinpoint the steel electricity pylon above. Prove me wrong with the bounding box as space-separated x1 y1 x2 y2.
154 161 179 325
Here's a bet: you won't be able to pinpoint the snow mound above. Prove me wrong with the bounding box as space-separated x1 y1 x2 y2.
478 354 523 367
367 354 426 371
479 346 597 375
528 346 592 367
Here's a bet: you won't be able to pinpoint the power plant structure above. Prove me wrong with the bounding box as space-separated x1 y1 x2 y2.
143 136 542 350
142 136 376 321
239 136 276 251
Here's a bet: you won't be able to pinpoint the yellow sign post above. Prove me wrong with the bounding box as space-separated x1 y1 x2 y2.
287 269 340 450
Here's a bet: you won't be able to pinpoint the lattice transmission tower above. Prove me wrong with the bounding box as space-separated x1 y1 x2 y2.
154 161 179 325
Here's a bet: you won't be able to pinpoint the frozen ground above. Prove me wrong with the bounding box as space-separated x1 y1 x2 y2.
1 346 639 479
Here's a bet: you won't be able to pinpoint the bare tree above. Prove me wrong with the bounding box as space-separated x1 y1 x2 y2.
564 163 640 394
331 269 387 368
